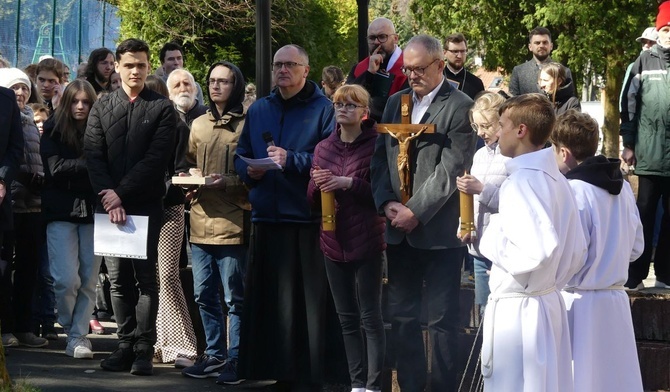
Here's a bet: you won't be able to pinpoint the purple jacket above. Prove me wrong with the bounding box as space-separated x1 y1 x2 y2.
308 119 386 262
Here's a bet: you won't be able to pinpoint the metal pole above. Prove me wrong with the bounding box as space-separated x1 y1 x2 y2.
357 0 369 61
15 0 21 65
102 0 107 48
255 0 272 98
78 0 82 63
51 0 57 56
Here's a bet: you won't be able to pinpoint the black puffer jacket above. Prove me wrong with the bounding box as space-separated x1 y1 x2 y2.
84 86 177 209
549 78 581 115
41 117 95 223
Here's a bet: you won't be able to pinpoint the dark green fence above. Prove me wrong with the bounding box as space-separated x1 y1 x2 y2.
0 0 120 80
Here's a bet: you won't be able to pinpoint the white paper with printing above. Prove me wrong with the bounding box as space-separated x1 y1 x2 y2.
237 155 282 170
94 213 149 259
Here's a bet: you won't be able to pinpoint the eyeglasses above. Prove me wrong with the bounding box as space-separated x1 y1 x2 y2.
333 102 365 112
471 122 496 133
445 49 466 55
401 58 440 77
208 79 233 86
367 34 393 43
272 62 306 71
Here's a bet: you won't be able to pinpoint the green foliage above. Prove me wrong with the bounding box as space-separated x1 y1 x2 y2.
117 0 358 87
408 0 655 157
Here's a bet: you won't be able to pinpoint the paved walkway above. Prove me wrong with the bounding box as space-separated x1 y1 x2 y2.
5 324 276 392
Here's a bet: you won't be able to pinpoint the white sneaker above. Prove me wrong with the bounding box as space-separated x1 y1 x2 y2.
1 333 19 347
66 336 93 359
655 280 670 289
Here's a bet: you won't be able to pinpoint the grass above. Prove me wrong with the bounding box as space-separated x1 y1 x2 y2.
0 379 41 392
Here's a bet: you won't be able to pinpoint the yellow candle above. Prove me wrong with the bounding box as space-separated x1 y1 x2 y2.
321 191 336 231
459 172 476 239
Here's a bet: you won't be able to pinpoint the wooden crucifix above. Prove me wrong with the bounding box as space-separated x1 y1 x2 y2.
377 94 436 204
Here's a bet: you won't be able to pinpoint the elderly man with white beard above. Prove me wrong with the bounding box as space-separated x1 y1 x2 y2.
167 69 207 127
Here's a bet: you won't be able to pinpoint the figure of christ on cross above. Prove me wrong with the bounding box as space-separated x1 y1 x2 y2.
377 94 435 203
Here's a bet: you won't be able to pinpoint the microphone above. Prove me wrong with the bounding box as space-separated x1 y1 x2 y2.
262 132 275 147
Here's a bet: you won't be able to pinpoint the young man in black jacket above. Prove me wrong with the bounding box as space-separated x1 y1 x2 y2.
84 38 177 376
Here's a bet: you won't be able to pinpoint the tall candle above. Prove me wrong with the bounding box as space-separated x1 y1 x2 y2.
321 191 336 231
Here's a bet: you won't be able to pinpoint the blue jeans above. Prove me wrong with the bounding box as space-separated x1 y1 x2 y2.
190 243 245 360
47 222 100 338
473 256 492 316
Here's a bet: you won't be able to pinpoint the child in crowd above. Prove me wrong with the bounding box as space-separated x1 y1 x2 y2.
308 85 386 392
456 92 509 316
552 109 644 392
479 94 586 392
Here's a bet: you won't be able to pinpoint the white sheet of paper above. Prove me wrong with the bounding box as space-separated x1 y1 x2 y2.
238 155 282 170
94 213 149 260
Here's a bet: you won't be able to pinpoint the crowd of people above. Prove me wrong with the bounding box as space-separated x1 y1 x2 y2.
0 1 669 391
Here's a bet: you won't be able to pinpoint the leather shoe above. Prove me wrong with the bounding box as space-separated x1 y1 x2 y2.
89 319 105 335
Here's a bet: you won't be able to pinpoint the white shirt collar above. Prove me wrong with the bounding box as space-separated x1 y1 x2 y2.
411 77 445 124
387 46 402 70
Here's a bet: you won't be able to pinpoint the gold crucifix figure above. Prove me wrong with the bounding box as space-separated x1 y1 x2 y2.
377 94 436 203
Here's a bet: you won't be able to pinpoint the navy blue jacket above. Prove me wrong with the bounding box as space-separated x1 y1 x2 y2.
235 81 335 223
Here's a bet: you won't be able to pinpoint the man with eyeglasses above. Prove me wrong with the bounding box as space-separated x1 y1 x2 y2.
371 34 476 392
509 27 573 96
235 44 335 391
443 33 484 100
346 17 408 121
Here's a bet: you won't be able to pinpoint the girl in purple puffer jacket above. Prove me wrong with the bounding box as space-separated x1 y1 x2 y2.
307 85 386 392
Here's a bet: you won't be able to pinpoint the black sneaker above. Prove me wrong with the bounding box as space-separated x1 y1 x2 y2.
181 354 225 378
216 359 244 385
130 347 154 376
624 278 644 291
100 346 135 372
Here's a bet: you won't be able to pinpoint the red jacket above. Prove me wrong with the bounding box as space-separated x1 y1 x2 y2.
352 55 407 96
307 119 386 262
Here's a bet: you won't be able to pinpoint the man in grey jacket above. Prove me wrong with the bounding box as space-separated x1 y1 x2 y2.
509 27 573 96
371 34 476 392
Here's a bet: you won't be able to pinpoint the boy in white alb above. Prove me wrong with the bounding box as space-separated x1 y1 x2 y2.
479 94 586 392
552 110 644 392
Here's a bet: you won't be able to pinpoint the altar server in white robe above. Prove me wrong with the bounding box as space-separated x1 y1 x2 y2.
479 94 587 392
551 110 644 392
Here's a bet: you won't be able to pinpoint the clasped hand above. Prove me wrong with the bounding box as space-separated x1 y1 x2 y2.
384 201 419 233
311 166 351 192
99 189 126 224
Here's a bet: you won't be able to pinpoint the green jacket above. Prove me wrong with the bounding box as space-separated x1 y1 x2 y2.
620 45 670 176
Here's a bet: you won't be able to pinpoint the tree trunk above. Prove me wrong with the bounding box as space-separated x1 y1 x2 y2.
602 53 626 158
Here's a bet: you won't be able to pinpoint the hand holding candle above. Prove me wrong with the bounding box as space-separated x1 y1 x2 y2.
459 170 476 241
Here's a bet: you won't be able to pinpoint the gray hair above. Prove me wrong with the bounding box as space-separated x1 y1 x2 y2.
166 68 196 93
277 44 309 66
406 35 444 60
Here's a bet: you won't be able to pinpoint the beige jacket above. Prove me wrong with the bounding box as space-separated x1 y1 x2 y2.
187 110 250 245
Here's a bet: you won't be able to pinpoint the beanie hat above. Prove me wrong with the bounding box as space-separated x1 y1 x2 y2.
657 1 670 30
0 68 32 94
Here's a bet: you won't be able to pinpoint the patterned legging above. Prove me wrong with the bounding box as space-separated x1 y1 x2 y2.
154 204 197 362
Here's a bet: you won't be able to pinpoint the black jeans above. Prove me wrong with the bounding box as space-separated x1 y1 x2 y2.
325 255 385 390
387 241 464 392
629 175 670 284
1 213 45 333
105 204 163 352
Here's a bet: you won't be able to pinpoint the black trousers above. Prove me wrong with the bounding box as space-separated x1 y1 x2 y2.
629 175 670 284
105 204 163 352
325 255 385 390
0 213 44 333
387 240 464 392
